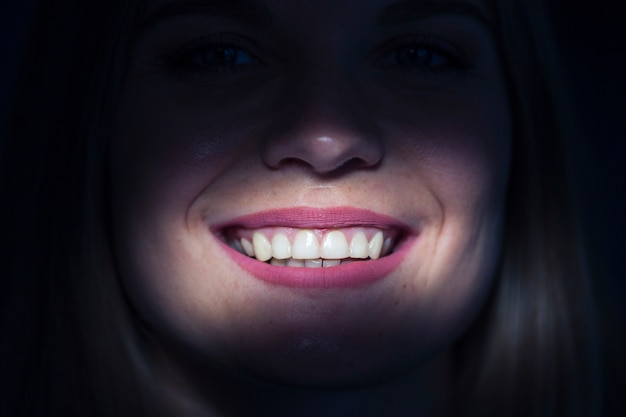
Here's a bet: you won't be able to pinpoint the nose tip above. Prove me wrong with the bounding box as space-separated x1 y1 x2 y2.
263 129 383 175
261 65 384 176
261 86 384 176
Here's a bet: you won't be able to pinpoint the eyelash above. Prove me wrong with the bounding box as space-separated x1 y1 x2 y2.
376 35 470 73
166 33 262 76
165 33 469 79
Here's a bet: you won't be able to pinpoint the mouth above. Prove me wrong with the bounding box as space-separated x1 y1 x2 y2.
213 207 415 288
223 226 399 268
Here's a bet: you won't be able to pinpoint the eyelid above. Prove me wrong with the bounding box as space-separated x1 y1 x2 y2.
166 32 266 70
370 33 470 69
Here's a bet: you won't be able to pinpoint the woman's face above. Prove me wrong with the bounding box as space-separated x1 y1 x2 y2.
111 0 511 387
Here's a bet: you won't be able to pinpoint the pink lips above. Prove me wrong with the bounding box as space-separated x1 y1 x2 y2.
213 207 416 289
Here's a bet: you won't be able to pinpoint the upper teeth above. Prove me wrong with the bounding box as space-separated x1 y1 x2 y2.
227 227 396 266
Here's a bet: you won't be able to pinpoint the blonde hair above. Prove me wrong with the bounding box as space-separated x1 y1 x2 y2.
451 1 601 415
0 0 601 416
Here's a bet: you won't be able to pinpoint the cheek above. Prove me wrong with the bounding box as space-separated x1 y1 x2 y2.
381 93 512 266
109 81 268 209
388 89 511 182
381 91 512 319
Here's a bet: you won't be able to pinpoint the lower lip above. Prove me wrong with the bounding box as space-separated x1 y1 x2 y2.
218 238 414 289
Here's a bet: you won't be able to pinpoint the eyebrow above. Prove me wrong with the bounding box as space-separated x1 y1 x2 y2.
137 0 274 34
378 0 491 29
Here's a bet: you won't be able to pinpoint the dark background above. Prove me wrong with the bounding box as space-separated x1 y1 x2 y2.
1 0 624 415
553 2 626 415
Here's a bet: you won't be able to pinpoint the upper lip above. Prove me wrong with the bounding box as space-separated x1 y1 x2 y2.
211 206 413 231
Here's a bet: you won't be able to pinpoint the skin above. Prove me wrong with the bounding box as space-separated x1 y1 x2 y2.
110 0 511 414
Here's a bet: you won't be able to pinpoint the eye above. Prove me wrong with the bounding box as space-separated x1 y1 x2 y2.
189 45 257 69
377 36 468 73
395 45 448 68
168 34 262 75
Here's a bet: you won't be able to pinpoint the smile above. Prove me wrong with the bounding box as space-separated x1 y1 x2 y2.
213 207 416 288
224 227 398 267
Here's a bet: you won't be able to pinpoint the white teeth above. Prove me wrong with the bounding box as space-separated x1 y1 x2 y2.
349 232 369 259
320 230 350 259
287 259 305 267
292 230 320 260
241 238 254 257
271 233 291 259
368 231 384 260
271 258 343 268
252 232 272 262
232 228 397 266
305 259 323 268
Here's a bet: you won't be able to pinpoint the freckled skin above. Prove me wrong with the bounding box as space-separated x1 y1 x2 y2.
110 0 511 391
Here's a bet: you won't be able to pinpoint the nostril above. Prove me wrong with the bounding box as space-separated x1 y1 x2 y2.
271 157 314 171
261 99 384 176
269 155 380 177
339 156 381 172
262 132 383 176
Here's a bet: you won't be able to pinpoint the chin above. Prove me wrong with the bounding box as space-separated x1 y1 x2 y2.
228 346 430 390
195 314 453 390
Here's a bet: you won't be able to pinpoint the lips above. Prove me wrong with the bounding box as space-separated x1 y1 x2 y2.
212 207 416 288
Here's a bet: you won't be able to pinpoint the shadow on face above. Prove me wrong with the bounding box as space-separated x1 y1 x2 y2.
109 0 511 388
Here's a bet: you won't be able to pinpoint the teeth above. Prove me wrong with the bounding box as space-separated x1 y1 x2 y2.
241 238 254 257
287 259 305 267
382 236 394 257
270 258 350 268
305 259 323 268
229 239 244 253
320 230 349 259
368 231 383 260
252 232 272 262
349 232 369 259
292 230 320 260
233 227 398 266
271 233 291 259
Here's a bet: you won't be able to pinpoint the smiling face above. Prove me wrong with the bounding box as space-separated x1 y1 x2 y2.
110 0 511 387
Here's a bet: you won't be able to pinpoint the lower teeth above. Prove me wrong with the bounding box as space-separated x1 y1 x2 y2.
269 258 362 268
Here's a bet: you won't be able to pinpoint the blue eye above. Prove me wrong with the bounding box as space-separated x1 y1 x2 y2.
394 45 448 68
378 37 467 73
169 35 261 75
189 45 257 70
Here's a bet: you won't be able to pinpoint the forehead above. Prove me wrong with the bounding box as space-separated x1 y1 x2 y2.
140 0 493 30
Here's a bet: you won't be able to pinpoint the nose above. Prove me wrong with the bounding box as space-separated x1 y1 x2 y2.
261 76 383 176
